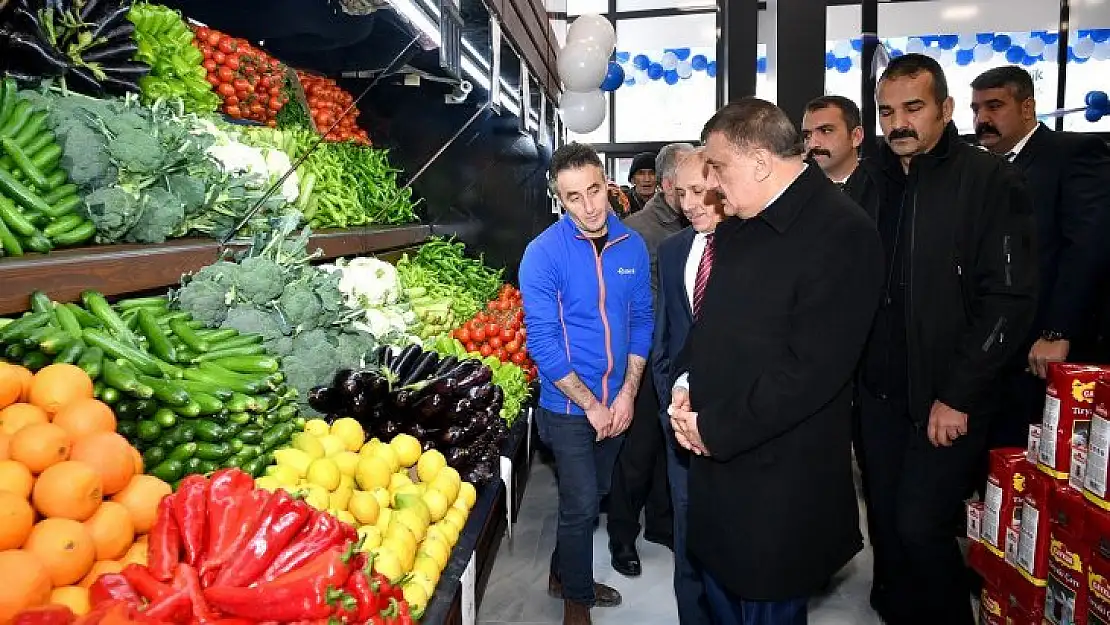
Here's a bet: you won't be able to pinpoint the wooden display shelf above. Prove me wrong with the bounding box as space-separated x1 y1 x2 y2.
0 225 430 315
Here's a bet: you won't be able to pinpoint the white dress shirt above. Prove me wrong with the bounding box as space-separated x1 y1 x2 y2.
1006 124 1040 162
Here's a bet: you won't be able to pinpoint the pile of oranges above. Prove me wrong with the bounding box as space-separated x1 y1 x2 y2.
0 362 172 624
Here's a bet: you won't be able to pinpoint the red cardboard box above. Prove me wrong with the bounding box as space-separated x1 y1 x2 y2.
1086 505 1110 625
1040 363 1107 481
984 450 1034 556
1017 470 1054 585
1045 484 1091 625
1084 379 1110 511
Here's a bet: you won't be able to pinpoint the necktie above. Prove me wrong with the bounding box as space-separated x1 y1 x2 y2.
836 181 847 191
693 233 715 320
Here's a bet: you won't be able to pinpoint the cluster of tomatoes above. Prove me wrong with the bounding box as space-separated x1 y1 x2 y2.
452 285 536 382
297 72 371 145
192 26 289 126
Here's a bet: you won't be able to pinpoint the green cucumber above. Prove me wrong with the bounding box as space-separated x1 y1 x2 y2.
152 408 177 429
101 358 154 399
193 345 265 363
171 401 201 418
167 442 198 462
22 231 52 254
262 422 296 451
170 319 210 353
242 457 267 477
28 291 54 315
136 308 176 363
52 301 82 336
0 166 54 215
195 328 238 342
191 420 225 443
238 427 264 445
0 194 39 237
81 292 139 346
184 457 204 475
113 400 141 421
25 325 57 347
190 392 223 415
0 215 23 256
21 133 55 162
0 80 17 127
116 297 169 311
116 421 138 439
40 169 66 190
142 446 167 467
174 379 232 401
52 339 84 364
184 366 266 395
195 460 219 474
42 184 76 206
44 195 82 219
135 375 189 406
1 136 47 189
38 329 75 355
0 101 33 138
209 355 279 374
99 385 120 405
82 328 163 377
65 304 101 329
76 346 103 379
4 343 25 359
11 111 46 147
208 334 264 351
136 420 162 442
148 459 185 483
29 143 62 174
227 412 251 425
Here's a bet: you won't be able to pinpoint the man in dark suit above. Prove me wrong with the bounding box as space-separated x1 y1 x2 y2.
971 65 1110 445
801 96 880 213
667 98 884 625
652 148 723 625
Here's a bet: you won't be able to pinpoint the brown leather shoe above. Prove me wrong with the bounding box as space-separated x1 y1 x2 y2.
563 600 592 625
548 573 623 608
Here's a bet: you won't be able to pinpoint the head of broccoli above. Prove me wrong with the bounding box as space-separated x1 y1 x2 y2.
175 279 230 327
235 257 285 306
221 306 287 342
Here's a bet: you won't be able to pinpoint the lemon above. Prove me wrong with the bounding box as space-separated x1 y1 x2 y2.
383 536 416 571
356 525 382 550
372 444 401 473
451 497 469 513
370 487 391 509
389 472 413 493
393 492 431 526
291 432 325 460
394 507 428 542
330 486 353 511
330 418 366 452
355 455 391 491
416 449 447 483
306 458 341 491
318 434 347 458
329 450 359 477
402 583 429 614
254 476 281 491
422 488 450 522
375 507 393 533
303 485 330 510
427 523 455 548
266 464 301 487
338 474 355 491
372 547 404 582
359 438 383 457
386 521 418 554
304 419 330 437
411 556 441 587
335 510 357 526
443 507 468 533
419 535 450 569
429 470 460 504
457 480 477 510
273 448 313 477
348 490 381 525
389 433 422 468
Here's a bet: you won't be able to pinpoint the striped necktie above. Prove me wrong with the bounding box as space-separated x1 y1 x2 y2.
693 233 715 320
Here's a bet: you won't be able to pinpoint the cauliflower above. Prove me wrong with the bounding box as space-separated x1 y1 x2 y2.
262 148 300 204
336 257 400 308
206 143 269 183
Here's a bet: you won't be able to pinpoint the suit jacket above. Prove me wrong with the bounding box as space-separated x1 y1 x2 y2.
652 227 697 406
674 165 884 600
1012 124 1110 352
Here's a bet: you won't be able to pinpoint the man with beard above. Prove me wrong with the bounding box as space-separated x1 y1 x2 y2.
856 53 1037 624
970 65 1110 447
802 95 865 188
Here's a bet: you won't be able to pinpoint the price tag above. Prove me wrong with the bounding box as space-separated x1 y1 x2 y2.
526 407 534 462
461 553 476 625
500 455 513 538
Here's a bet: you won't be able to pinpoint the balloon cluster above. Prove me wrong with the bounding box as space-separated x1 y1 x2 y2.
1085 91 1110 122
557 14 618 134
614 50 718 86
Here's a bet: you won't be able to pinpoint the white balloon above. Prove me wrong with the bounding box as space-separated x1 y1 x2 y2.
1075 37 1096 59
834 40 853 57
676 59 693 79
558 44 610 91
1025 38 1046 57
974 43 994 63
939 47 956 65
958 33 978 50
560 90 607 134
661 51 679 71
634 69 649 84
567 14 616 53
924 45 942 60
1095 40 1110 61
906 37 926 54
1010 32 1029 47
1043 43 1059 61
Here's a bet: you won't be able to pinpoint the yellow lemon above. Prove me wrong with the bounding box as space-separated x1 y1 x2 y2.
273 448 312 477
333 451 360 477
394 507 428 542
303 485 330 510
348 490 381 525
355 455 391 491
318 434 347 458
427 523 456 548
265 464 301 487
372 444 401 473
411 571 437 599
402 583 429 614
389 433 422 468
254 476 281 492
306 458 341 491
357 525 382 550
371 486 391 509
457 480 476 509
359 439 382 457
375 507 393 533
393 492 431 526
422 488 450 522
335 510 357 526
443 507 468 533
429 470 460 504
371 546 404 583
389 471 413 493
330 418 365 452
291 432 325 459
383 536 416 571
330 486 353 511
416 449 446 483
304 419 330 437
419 535 450 569
338 474 355 491
411 555 441 587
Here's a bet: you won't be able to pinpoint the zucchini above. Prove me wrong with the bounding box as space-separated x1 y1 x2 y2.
170 319 209 353
209 355 279 374
135 375 189 406
148 459 184 483
81 291 139 346
192 421 225 443
116 297 168 311
136 308 176 363
101 359 154 398
76 346 104 379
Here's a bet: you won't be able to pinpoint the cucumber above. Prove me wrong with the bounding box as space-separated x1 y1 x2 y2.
152 408 177 429
82 291 139 345
0 80 17 127
25 325 57 347
171 400 201 419
142 446 167 467
195 441 232 461
170 319 210 353
0 194 40 237
183 366 266 395
242 457 268 477
41 169 66 190
0 215 23 256
192 420 225 443
173 380 232 401
136 420 162 442
22 232 52 253
227 411 251 425
44 195 82 219
52 339 84 364
76 346 103 378
83 328 163 377
116 297 169 311
65 304 101 329
28 291 54 316
101 359 154 399
196 460 219 474
136 308 176 363
195 328 238 342
42 184 77 206
99 385 120 405
11 111 46 147
3 343 25 359
0 101 33 138
238 427 264 445
0 166 54 215
209 355 279 374
116 420 138 439
1 136 47 189
190 392 223 415
262 422 295 451
38 329 75 355
193 345 265 363
148 459 185 483
167 442 198 462
21 133 56 162
184 457 204 475
114 400 142 421
52 301 82 336
135 375 189 406
29 143 62 174
21 350 49 370
225 393 254 413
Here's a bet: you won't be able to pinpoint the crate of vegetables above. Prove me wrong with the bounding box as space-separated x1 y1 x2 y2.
452 285 534 382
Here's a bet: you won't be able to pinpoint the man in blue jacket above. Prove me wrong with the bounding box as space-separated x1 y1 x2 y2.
520 142 654 625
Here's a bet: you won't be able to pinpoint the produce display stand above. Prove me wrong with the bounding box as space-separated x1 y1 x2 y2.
0 224 431 314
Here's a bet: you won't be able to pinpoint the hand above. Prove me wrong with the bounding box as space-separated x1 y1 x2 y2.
609 391 635 436
585 404 614 441
1028 338 1070 379
927 401 969 447
670 409 709 456
670 387 691 415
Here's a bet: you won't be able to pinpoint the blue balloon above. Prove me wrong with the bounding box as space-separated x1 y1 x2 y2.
1005 46 1025 63
955 49 974 66
706 61 717 78
756 57 767 74
663 70 679 85
633 54 650 71
624 77 636 87
1093 29 1110 43
648 63 664 80
939 35 959 50
835 57 852 73
977 33 995 45
599 62 626 92
1021 54 1037 66
891 49 904 58
851 39 863 52
615 51 630 64
691 54 708 71
992 34 1012 52
673 48 691 61
1086 106 1104 123
1086 90 1109 109
825 52 836 69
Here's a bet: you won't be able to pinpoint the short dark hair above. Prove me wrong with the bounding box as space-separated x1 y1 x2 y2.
701 97 804 158
971 65 1035 102
880 53 949 103
549 142 604 183
805 95 862 130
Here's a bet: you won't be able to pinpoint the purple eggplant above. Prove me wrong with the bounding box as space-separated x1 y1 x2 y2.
88 4 133 42
404 422 431 441
1 29 70 77
82 41 138 63
421 439 436 453
443 446 471 467
350 391 377 421
455 364 493 394
412 393 446 421
390 344 421 380
434 355 458 376
463 461 497 485
307 385 339 413
65 65 104 96
377 419 402 440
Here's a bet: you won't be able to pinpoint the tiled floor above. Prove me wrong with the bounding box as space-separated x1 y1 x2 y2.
478 458 884 625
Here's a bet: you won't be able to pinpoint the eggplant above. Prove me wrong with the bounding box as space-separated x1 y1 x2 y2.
391 388 418 410
413 393 446 421
65 65 104 96
377 419 402 439
455 364 493 394
333 368 356 390
443 446 471 467
400 351 439 386
489 385 504 409
99 21 135 43
81 41 137 63
474 445 498 466
439 426 469 447
10 7 50 43
78 0 107 21
412 360 477 402
463 460 497 485
1 30 70 77
420 439 436 453
88 3 133 42
466 382 496 408
350 391 376 421
448 398 473 420
307 385 338 413
434 355 458 377
101 74 142 96
377 344 394 367
390 344 421 380
405 422 431 441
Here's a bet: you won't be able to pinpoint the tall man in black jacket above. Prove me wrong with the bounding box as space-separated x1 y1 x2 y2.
970 65 1110 444
667 98 884 624
857 54 1038 625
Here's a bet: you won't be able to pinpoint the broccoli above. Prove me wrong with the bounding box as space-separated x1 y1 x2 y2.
175 280 230 327
277 282 322 332
124 187 186 244
311 271 345 314
221 306 286 342
335 330 377 370
235 257 285 306
108 128 165 174
192 261 240 286
166 174 208 215
104 111 150 136
282 330 341 404
61 127 114 188
264 336 294 357
84 187 139 242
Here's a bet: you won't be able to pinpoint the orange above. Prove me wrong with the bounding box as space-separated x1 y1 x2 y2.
10 423 71 474
24 518 96 587
51 400 116 442
0 403 48 436
120 540 147 567
69 433 134 496
0 364 21 410
0 549 52 624
0 363 32 404
28 364 94 416
83 502 134 561
129 447 143 475
111 475 170 533
0 433 10 460
0 492 34 550
78 561 123 589
49 586 90 616
32 462 102 522
0 460 32 498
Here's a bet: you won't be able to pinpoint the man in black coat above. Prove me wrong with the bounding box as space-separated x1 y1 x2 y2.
666 98 884 624
856 54 1038 625
970 65 1110 444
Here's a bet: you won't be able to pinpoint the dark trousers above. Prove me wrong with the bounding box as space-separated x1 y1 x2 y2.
857 388 982 625
702 570 807 625
607 373 673 546
536 407 625 606
660 407 712 625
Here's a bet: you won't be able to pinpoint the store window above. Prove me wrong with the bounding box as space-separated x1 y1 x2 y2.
616 0 715 11
613 157 633 186
612 13 718 142
567 0 606 16
1064 0 1110 132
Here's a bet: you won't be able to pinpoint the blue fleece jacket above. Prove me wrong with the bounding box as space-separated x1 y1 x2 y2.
519 213 654 416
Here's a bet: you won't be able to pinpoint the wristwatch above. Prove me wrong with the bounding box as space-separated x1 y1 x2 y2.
1040 330 1067 342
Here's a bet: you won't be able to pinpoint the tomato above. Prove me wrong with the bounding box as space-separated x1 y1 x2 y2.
505 340 521 354
225 105 242 118
472 328 487 342
511 351 527 365
207 32 222 47
487 301 499 312
206 74 221 87
217 83 235 97
203 59 218 72
213 51 227 65
495 328 512 343
225 95 239 106
494 348 508 361
218 38 238 54
195 27 211 41
488 336 502 350
216 66 234 82
487 323 501 336
479 345 493 358
224 55 240 70
466 342 478 353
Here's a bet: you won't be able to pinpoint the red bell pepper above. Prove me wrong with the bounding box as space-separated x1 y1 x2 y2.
258 511 348 583
343 560 382 623
148 497 181 582
200 470 253 566
211 489 313 588
174 563 219 624
372 573 403 603
200 488 267 586
88 574 142 609
378 599 413 625
77 601 160 625
141 591 190 624
172 475 209 568
120 565 173 603
204 545 353 622
12 606 76 625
